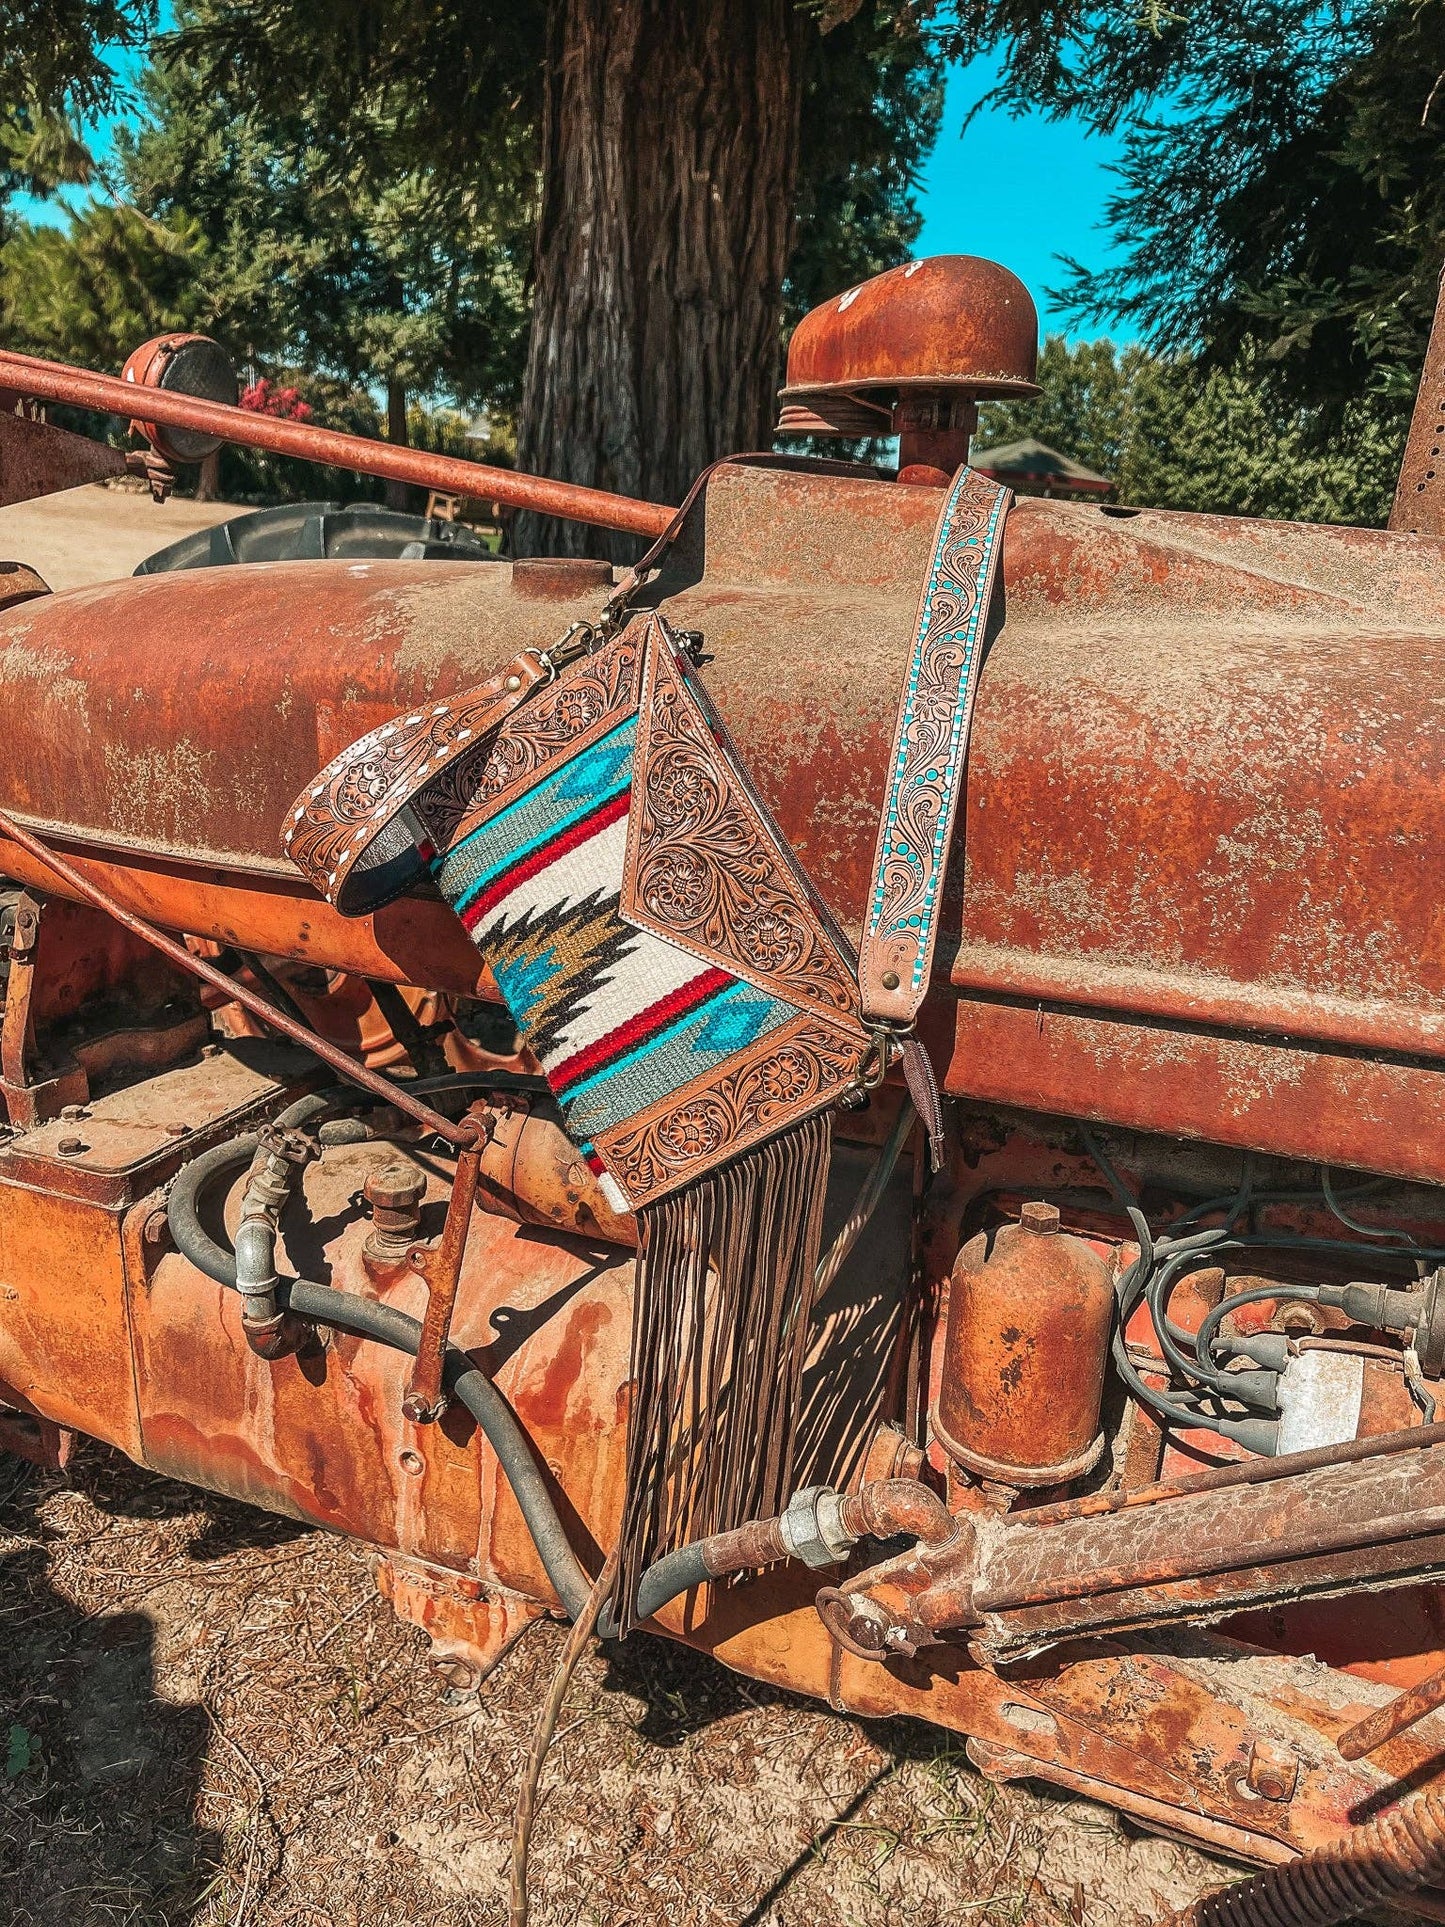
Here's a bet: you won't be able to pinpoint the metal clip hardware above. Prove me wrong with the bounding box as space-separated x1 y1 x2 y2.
839 1022 904 1110
539 621 604 681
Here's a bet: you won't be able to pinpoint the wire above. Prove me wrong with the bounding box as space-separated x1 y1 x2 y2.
1321 1164 1420 1247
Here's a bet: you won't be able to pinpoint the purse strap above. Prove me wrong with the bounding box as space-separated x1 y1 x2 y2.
859 466 1011 1025
283 633 595 915
853 467 1012 1166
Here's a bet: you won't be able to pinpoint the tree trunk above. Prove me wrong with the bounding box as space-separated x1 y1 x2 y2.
516 0 806 559
386 375 409 512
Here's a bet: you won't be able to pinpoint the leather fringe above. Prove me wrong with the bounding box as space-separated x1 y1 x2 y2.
616 1110 833 1632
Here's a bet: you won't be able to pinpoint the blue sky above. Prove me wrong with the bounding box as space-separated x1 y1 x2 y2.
24 45 1128 343
917 57 1129 340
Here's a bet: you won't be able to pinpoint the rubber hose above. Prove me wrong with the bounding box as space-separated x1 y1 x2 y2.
165 1091 371 1286
596 1542 712 1638
1162 1783 1445 1925
166 1136 255 1287
278 1279 593 1621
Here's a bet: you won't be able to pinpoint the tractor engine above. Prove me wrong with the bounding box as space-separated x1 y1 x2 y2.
6 257 1445 1896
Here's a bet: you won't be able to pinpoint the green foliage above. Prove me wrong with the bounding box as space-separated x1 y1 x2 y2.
1 0 155 251
928 0 1445 419
978 335 1407 525
1 202 203 368
121 0 535 412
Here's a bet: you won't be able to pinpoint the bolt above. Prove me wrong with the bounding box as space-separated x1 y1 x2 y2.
59 1104 88 1121
56 1135 86 1156
142 1209 170 1248
365 1166 426 1214
164 1121 191 1139
1020 1200 1060 1236
200 1042 223 1059
1245 1738 1298 1803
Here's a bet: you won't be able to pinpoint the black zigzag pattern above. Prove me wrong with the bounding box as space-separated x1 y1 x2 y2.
484 888 642 1062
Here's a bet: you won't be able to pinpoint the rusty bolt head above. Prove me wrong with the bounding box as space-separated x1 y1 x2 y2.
56 1135 86 1157
200 1042 223 1059
1020 1201 1060 1236
1245 1738 1298 1803
165 1121 191 1139
365 1166 426 1214
142 1208 170 1248
59 1104 88 1121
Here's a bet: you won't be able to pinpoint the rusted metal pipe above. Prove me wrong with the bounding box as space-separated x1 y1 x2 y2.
896 1437 1445 1660
0 347 674 540
403 1137 486 1425
1019 1417 1445 1530
0 803 478 1149
1337 1662 1445 1761
1391 257 1445 534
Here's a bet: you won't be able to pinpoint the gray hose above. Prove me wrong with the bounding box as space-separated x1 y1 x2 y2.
277 1278 593 1620
166 1135 254 1287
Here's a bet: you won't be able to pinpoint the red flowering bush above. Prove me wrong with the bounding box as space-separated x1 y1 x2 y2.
239 377 313 422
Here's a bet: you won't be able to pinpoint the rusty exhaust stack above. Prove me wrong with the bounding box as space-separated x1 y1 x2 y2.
1390 261 1445 535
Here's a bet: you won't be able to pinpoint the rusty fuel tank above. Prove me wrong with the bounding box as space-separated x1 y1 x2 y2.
934 1203 1116 1487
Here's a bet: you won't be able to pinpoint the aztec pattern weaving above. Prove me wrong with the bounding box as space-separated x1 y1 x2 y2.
411 615 865 1215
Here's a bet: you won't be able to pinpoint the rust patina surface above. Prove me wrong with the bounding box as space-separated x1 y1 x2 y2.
3 464 1444 1174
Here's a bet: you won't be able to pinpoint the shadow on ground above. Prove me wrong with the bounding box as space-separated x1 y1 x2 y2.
0 1445 297 1927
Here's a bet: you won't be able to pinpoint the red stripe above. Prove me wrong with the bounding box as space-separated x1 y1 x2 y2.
551 966 734 1093
459 788 629 931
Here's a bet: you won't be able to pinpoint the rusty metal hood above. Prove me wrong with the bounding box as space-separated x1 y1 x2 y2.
2 462 1444 1078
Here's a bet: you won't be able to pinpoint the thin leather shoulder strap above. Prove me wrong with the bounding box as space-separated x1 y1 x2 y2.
858 466 1012 1027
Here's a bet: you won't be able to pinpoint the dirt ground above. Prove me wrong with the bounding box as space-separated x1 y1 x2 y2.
0 481 242 589
0 1438 1246 1927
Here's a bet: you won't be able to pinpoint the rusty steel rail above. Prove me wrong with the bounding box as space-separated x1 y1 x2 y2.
0 347 674 540
0 804 479 1149
928 1437 1445 1659
1337 1662 1445 1761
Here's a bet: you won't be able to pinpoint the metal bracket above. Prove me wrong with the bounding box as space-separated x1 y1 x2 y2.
0 892 88 1127
401 1128 489 1424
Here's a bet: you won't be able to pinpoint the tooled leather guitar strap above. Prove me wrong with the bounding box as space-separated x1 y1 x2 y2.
858 465 1013 1167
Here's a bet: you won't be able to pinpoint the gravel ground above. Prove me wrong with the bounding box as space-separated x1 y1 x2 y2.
0 1438 1240 1927
0 480 240 589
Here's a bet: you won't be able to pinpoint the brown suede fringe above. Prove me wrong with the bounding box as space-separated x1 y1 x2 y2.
615 1111 834 1632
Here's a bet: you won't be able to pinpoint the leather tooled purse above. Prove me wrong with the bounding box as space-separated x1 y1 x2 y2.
284 463 1011 1624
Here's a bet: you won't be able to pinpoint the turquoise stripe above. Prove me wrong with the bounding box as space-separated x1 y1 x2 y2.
441 714 635 913
564 985 795 1139
556 977 739 1107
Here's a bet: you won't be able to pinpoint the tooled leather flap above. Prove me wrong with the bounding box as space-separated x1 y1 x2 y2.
282 652 549 916
858 467 1012 1026
621 613 864 1037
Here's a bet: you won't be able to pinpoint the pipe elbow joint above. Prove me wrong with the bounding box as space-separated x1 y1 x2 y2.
846 1478 960 1550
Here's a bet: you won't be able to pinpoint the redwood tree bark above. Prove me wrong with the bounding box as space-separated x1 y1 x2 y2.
516 0 806 557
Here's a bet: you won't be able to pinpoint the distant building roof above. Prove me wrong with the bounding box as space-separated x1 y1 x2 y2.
971 435 1112 495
